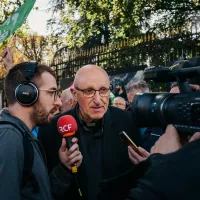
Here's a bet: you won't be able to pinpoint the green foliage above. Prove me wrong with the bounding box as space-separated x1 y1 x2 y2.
48 0 145 47
146 0 200 33
0 0 23 24
0 1 61 64
48 0 200 48
14 29 60 63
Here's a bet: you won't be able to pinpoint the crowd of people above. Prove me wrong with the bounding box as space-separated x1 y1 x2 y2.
1 47 200 200
110 79 149 112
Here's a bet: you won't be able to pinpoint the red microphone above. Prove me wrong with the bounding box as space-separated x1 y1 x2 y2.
57 115 78 173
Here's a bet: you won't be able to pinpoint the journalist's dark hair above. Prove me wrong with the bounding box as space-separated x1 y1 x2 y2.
4 62 56 106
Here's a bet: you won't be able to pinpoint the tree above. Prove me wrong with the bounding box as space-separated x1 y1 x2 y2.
0 0 23 24
145 0 200 32
48 0 200 48
13 27 66 63
0 31 60 78
0 0 24 78
48 0 144 48
14 33 48 62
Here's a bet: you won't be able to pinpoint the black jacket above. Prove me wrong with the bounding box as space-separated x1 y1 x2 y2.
126 138 200 200
38 106 142 200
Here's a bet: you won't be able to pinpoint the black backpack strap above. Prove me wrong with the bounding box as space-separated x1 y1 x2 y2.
0 121 39 192
22 132 39 192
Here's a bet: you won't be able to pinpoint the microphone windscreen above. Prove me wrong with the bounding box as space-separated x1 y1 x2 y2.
57 115 77 137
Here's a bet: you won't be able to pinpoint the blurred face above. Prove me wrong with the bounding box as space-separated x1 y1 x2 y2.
72 67 110 122
113 99 126 110
127 89 142 103
61 98 72 113
60 89 76 113
115 85 121 91
32 72 62 125
115 85 120 89
61 96 75 113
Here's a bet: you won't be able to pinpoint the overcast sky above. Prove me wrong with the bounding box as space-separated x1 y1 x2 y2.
27 0 51 35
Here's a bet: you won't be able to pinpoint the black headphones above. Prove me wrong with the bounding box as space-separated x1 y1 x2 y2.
15 62 39 106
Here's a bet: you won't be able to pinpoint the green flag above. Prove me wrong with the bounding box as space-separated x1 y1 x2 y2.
0 0 36 43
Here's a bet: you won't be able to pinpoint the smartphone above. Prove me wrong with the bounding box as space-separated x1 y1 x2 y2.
119 131 145 157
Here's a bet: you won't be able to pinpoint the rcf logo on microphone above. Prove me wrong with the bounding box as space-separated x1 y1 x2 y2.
59 124 72 133
57 115 78 136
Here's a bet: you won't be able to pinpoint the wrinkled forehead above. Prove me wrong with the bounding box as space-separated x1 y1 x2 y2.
75 70 110 88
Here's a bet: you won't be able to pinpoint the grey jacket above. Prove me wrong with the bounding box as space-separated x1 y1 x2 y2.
0 110 52 200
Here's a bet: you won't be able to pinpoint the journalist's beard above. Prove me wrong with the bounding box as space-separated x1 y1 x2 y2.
32 104 49 126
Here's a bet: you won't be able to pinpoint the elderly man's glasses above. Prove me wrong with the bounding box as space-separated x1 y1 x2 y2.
39 89 59 100
75 86 110 98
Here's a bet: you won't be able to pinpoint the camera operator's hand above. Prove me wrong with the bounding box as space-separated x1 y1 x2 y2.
190 84 200 91
189 132 200 142
128 146 150 165
150 124 182 154
170 84 200 93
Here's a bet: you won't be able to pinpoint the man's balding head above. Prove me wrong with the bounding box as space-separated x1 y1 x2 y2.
72 64 110 122
60 87 76 113
74 65 109 87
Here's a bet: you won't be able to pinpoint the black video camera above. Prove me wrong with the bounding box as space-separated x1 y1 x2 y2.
132 59 200 134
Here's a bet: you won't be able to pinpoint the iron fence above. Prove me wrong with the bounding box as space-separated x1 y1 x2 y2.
1 29 200 106
51 30 200 86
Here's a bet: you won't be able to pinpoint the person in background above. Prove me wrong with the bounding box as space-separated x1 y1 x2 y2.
113 96 126 110
60 87 76 113
125 80 156 150
126 80 149 106
114 79 128 101
109 83 115 105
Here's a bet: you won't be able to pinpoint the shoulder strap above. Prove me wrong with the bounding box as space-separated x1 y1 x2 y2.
0 121 39 192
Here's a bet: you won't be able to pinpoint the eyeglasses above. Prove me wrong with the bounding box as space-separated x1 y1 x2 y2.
75 86 110 98
39 89 59 101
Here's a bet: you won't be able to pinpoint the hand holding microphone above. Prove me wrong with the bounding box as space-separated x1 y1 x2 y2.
57 115 83 173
